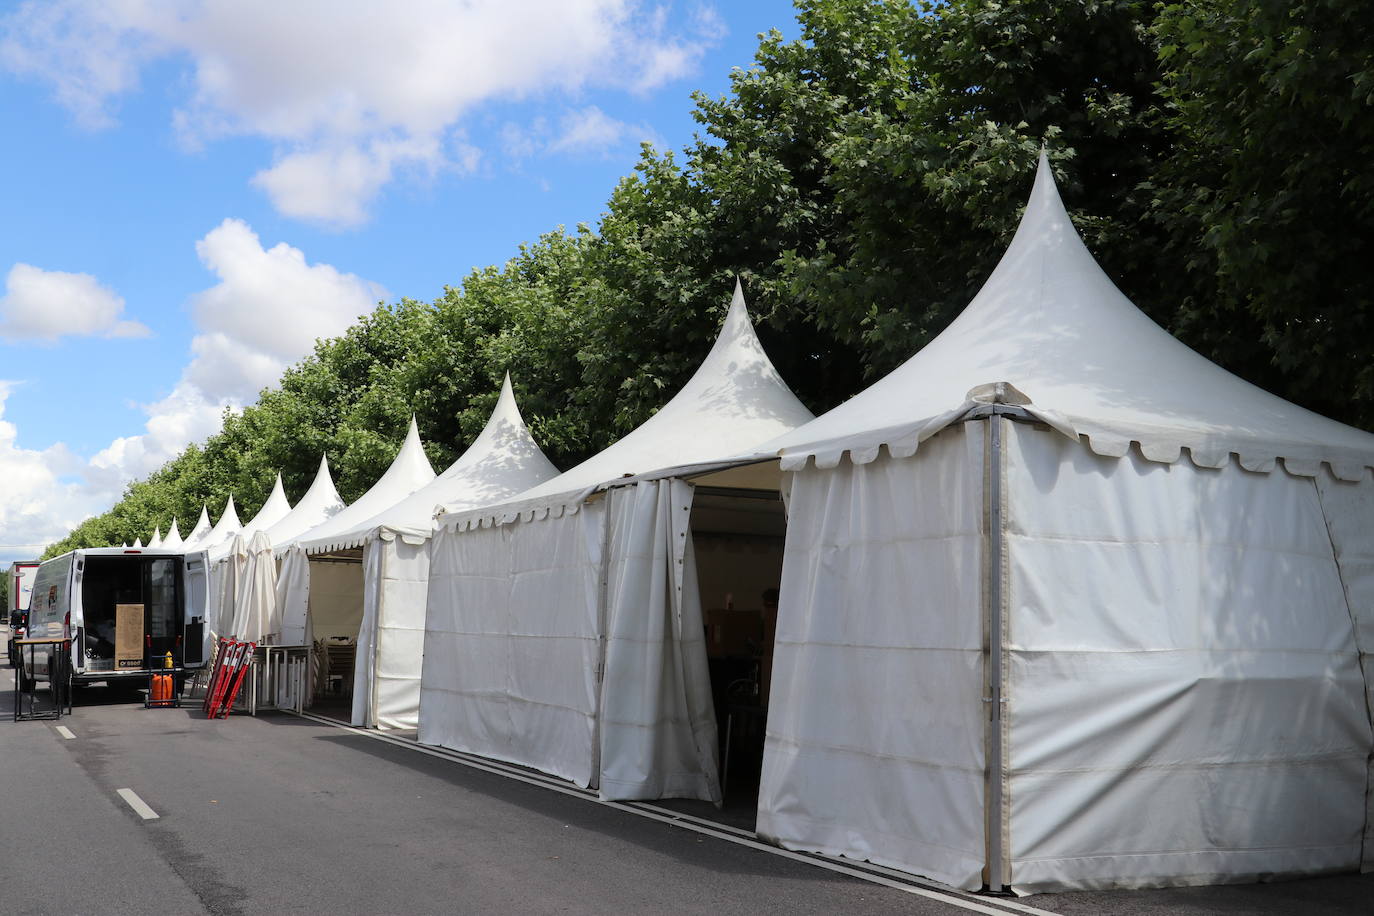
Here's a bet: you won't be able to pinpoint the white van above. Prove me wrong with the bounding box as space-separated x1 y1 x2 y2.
18 547 211 694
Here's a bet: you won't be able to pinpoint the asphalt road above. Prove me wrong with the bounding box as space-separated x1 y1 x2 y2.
2 660 1369 916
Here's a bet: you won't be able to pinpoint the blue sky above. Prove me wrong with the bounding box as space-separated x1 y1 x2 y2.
0 0 802 559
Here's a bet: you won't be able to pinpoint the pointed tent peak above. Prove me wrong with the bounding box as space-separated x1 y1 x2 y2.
149 527 163 548
716 276 756 351
284 418 436 551
301 378 559 550
242 473 292 534
444 376 554 485
120 542 129 549
480 376 527 439
389 417 437 480
260 454 347 546
770 155 1374 474
132 538 143 549
198 494 243 552
219 495 240 525
306 455 336 493
501 284 814 503
163 518 184 549
179 505 211 549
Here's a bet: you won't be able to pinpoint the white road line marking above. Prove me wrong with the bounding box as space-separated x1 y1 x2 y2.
55 725 76 740
290 711 1057 916
116 788 159 820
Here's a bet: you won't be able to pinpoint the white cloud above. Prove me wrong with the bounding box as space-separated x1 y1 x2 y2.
18 221 390 538
0 381 109 553
185 218 387 400
1 0 724 226
501 106 660 163
0 263 151 342
251 135 447 228
549 106 660 155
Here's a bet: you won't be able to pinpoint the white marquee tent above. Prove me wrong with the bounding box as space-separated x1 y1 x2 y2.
148 527 163 548
228 457 347 643
421 285 815 800
273 420 436 707
752 155 1374 893
209 474 290 638
283 381 559 729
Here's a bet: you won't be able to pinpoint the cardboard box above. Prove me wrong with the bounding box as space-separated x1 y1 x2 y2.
115 603 144 670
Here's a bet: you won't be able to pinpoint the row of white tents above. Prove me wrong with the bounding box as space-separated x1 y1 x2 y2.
130 156 1371 894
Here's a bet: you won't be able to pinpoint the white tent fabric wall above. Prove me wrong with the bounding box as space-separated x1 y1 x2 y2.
758 425 988 890
599 479 719 802
421 285 813 794
420 503 607 788
352 537 430 729
1003 422 1371 891
1313 470 1374 871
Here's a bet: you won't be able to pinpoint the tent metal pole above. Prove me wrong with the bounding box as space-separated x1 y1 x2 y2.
589 488 615 792
369 539 385 729
986 413 1008 893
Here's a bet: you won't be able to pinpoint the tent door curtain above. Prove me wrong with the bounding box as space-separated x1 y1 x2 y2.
1313 471 1374 872
419 502 607 788
353 541 384 727
757 422 989 891
276 547 310 646
599 479 721 802
1003 422 1372 892
354 537 430 730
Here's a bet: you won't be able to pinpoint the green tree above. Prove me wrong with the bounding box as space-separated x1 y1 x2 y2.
1154 0 1374 426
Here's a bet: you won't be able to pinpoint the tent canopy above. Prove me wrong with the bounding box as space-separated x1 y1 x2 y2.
768 154 1374 479
258 456 346 546
199 496 242 555
241 476 291 537
441 282 814 525
162 519 183 549
284 418 436 553
299 376 558 553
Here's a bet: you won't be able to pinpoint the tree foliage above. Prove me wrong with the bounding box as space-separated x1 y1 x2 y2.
44 0 1374 557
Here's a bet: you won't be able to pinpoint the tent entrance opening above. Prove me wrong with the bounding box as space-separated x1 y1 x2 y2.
690 485 786 824
306 550 364 722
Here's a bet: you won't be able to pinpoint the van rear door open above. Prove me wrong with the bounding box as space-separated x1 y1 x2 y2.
184 551 209 666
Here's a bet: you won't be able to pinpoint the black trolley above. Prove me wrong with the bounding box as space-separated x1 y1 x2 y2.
12 637 72 722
